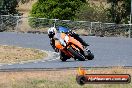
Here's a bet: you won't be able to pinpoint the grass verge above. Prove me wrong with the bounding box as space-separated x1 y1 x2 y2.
0 67 131 88
0 45 47 64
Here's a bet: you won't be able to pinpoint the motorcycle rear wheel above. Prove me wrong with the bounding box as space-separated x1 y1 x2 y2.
85 50 94 60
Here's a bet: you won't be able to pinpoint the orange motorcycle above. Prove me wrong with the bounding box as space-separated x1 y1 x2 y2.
55 33 94 61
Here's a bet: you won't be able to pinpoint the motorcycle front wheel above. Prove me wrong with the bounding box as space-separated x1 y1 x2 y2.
60 51 70 62
68 46 85 61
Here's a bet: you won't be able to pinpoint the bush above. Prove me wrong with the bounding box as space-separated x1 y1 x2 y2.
76 3 110 22
75 3 110 22
31 0 85 20
29 0 86 28
0 0 18 15
0 15 19 31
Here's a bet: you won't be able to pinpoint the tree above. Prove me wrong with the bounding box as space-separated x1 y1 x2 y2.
0 0 19 31
121 0 131 23
107 0 131 24
30 0 86 20
0 0 18 15
75 3 109 22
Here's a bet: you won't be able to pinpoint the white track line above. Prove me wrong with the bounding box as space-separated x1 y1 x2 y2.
41 61 46 62
19 62 24 64
40 57 60 62
7 64 13 66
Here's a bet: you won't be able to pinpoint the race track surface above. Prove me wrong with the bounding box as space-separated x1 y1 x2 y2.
0 32 132 69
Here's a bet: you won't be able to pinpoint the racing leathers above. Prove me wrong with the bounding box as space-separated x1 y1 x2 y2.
49 31 89 52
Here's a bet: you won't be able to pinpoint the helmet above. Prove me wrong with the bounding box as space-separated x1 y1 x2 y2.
48 27 56 38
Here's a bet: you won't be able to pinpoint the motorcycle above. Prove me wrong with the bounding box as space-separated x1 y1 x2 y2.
55 32 94 61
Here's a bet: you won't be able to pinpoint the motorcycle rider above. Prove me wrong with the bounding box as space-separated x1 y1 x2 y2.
48 26 89 52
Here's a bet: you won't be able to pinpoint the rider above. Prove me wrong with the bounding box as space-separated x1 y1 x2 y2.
48 26 89 52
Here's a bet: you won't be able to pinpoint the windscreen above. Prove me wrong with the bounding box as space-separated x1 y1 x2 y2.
58 26 69 33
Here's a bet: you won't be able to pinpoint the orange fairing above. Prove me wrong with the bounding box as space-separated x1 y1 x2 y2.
55 40 64 50
55 33 66 50
69 37 84 50
60 33 83 50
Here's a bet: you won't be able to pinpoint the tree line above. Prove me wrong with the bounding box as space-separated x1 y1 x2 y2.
0 0 131 24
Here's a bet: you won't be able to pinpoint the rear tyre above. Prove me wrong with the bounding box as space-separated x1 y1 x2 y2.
87 53 94 60
86 50 94 60
68 46 85 61
60 51 70 62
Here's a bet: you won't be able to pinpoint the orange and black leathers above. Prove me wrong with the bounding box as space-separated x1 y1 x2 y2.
49 32 88 52
50 38 59 52
54 33 84 58
69 32 89 46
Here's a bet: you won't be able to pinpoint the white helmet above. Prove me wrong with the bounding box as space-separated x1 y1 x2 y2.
48 27 56 38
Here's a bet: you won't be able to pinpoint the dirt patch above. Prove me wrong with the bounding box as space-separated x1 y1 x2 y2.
74 29 90 36
17 0 37 17
0 45 47 64
0 67 131 88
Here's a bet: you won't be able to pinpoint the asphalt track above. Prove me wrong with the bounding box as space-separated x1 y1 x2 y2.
0 32 132 70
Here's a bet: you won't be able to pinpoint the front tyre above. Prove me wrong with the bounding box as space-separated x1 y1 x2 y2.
68 46 85 61
60 51 70 62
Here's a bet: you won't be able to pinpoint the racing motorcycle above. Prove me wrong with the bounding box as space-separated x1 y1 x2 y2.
55 32 94 61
